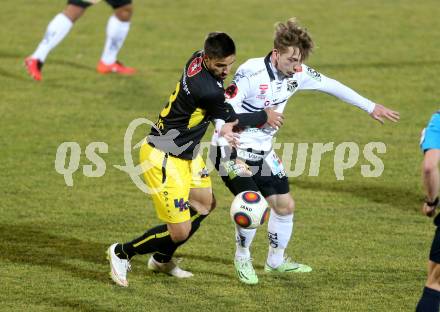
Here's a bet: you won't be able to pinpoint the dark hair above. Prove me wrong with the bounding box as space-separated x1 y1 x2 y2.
274 18 314 62
204 32 236 59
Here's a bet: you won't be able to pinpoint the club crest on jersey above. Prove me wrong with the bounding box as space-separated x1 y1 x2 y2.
225 84 238 99
287 79 298 92
259 84 269 94
187 56 203 77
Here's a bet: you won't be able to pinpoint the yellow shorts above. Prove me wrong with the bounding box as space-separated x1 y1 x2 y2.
139 143 212 223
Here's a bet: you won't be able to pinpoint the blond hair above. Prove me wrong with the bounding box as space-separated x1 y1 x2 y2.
274 18 314 61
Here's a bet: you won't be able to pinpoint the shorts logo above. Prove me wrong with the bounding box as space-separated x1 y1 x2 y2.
225 84 238 99
174 198 189 212
187 56 203 77
199 168 209 178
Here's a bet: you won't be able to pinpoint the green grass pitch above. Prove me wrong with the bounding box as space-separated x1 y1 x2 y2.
1 0 440 311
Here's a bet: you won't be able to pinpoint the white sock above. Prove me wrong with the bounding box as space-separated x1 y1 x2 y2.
266 209 294 268
235 225 257 260
100 15 130 65
32 13 73 62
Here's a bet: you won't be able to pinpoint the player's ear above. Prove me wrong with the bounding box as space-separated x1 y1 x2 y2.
272 49 280 61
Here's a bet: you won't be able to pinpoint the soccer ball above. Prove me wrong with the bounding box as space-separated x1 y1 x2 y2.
230 191 270 229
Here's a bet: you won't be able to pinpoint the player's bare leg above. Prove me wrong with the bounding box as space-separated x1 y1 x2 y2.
97 4 136 75
25 5 85 81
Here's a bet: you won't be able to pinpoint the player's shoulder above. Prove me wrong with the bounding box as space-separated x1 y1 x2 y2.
184 50 223 97
236 57 267 78
185 50 204 79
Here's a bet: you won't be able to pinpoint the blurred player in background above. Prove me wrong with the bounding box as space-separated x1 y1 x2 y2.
417 111 440 312
211 18 400 285
24 0 135 81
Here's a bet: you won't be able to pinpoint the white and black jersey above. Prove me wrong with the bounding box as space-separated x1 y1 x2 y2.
212 52 376 151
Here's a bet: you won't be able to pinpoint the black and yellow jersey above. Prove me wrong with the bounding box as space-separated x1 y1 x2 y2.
148 50 268 160
148 50 234 160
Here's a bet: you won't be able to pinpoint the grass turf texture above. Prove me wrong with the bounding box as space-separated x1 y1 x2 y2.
1 0 440 311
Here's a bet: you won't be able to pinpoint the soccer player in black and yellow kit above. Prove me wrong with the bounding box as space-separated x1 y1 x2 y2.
107 32 284 287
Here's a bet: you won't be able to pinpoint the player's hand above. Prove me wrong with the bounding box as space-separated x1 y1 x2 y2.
369 104 400 124
220 120 240 147
234 158 252 177
265 108 284 129
422 202 436 217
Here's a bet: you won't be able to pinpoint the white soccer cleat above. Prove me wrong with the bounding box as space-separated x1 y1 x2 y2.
147 256 193 278
107 243 131 287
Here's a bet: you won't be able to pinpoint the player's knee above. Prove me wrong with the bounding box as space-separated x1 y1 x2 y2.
169 228 190 243
63 5 86 22
423 160 438 176
114 4 133 21
189 194 215 215
288 198 295 213
210 194 217 212
167 222 191 243
273 197 295 215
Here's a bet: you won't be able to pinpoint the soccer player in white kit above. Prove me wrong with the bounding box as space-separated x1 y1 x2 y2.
211 18 400 285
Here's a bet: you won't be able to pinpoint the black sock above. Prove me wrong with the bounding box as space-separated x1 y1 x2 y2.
114 223 173 259
416 287 440 312
115 209 208 261
152 209 208 263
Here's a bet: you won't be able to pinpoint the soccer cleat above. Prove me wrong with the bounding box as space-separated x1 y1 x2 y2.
107 243 131 287
264 257 312 273
96 60 136 75
147 256 193 278
234 258 258 285
24 57 43 81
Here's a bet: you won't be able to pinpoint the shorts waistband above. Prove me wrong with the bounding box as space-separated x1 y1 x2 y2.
236 149 267 161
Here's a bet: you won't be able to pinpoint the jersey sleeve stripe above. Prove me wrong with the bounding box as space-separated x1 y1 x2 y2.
242 100 261 110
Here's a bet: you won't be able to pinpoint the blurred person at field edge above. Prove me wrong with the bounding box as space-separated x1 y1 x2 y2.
24 0 135 81
210 17 400 285
417 110 440 312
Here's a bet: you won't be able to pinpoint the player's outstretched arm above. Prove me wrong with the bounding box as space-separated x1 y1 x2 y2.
219 119 240 147
369 103 400 124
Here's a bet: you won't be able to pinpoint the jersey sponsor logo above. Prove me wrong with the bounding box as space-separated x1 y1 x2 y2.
259 84 269 94
250 68 265 77
187 56 203 77
225 84 238 99
306 67 321 81
287 79 298 92
233 72 246 83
